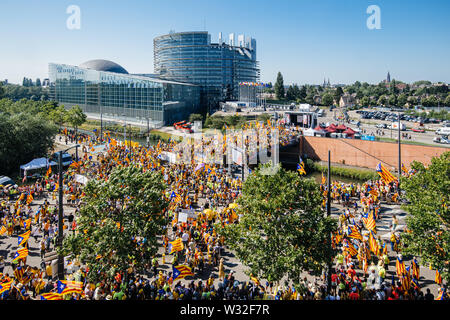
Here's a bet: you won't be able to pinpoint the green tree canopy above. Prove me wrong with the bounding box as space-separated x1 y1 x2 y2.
216 163 336 289
60 165 168 282
65 105 87 132
400 152 450 284
274 72 285 100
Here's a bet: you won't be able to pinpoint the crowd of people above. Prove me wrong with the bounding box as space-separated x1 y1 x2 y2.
0 122 447 301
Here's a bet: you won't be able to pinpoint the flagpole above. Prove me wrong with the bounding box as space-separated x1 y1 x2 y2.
398 111 401 181
326 150 332 294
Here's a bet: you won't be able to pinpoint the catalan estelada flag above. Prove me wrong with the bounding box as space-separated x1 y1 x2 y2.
362 211 376 233
297 158 306 175
45 166 52 178
23 218 32 230
14 265 24 282
250 275 260 286
56 280 84 295
401 163 409 176
26 194 33 205
369 231 379 255
343 240 358 257
435 270 442 285
0 279 13 294
396 256 406 277
40 292 63 300
411 258 420 280
376 163 397 184
168 238 184 254
347 225 363 241
172 265 194 280
18 230 31 247
321 172 326 185
12 246 29 262
0 225 7 235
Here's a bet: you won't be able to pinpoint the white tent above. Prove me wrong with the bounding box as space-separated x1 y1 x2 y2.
20 158 57 171
303 127 317 136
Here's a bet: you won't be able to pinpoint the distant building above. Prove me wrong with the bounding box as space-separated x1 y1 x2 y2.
49 60 201 127
387 71 391 83
1 79 7 85
339 94 356 108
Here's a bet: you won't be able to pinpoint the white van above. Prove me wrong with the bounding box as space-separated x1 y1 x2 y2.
436 127 450 136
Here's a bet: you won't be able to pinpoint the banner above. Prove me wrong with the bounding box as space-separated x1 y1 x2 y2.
74 174 89 185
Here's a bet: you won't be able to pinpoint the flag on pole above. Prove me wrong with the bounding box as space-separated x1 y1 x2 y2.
0 225 7 235
172 265 194 280
347 225 363 241
396 256 406 277
18 230 31 247
321 172 326 185
45 166 52 178
362 211 377 233
411 258 420 279
435 270 442 285
56 280 84 295
376 163 397 184
168 238 184 254
297 157 306 175
12 246 29 262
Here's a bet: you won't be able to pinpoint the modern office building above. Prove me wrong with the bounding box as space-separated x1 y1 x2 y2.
48 60 201 126
154 31 260 111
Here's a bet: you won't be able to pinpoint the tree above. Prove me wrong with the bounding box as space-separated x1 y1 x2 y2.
397 93 408 108
216 163 336 290
388 94 397 107
274 72 285 100
322 93 334 106
400 152 450 285
188 113 203 123
285 85 296 101
48 105 67 130
444 95 450 107
0 83 4 99
359 96 370 107
65 105 87 137
60 165 168 282
334 87 344 103
298 86 307 102
0 111 58 176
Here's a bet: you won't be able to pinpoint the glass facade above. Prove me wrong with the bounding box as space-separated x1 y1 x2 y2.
48 63 200 126
154 32 260 110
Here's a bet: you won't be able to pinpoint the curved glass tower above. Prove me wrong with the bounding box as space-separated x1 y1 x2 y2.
154 31 260 110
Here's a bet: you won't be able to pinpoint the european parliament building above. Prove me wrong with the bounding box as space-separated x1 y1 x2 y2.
49 31 259 127
154 31 260 110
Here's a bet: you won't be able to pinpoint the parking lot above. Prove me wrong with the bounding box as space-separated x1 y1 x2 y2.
317 107 450 147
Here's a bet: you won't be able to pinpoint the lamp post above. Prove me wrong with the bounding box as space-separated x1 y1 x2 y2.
57 144 80 280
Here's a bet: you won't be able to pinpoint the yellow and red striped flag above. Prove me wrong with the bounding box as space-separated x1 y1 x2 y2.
168 238 184 254
396 256 407 277
0 279 13 294
435 270 442 285
40 292 63 300
376 163 397 184
172 265 194 280
12 246 29 262
56 280 84 295
18 230 31 247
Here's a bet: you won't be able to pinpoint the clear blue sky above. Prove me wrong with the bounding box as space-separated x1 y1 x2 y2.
0 0 449 85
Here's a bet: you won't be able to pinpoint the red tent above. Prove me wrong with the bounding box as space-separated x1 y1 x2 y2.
314 125 323 131
326 126 336 133
343 127 356 137
336 124 347 131
328 123 337 129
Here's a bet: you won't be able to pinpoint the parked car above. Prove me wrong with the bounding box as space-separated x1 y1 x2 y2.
51 152 73 167
0 176 15 186
375 123 387 129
